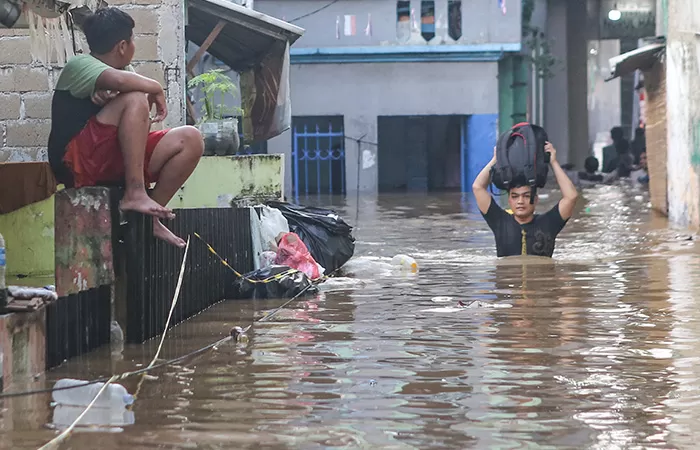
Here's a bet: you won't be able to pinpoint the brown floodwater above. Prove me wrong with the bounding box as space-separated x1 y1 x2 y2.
4 183 700 449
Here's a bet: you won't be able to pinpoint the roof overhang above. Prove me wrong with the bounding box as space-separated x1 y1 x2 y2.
186 0 304 72
606 38 666 81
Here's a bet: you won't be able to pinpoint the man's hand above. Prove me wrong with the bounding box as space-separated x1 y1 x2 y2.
545 141 557 164
492 145 497 163
147 90 168 123
91 90 118 106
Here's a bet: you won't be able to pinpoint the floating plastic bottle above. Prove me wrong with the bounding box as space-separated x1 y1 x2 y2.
0 233 6 307
52 379 134 408
391 254 419 272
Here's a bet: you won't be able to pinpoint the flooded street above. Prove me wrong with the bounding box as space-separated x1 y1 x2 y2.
6 185 700 449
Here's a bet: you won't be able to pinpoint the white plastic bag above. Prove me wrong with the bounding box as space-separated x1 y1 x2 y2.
259 205 289 251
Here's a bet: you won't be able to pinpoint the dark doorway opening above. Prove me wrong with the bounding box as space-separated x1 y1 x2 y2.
378 115 465 193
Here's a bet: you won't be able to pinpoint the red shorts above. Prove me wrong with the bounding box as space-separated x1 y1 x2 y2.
63 116 170 189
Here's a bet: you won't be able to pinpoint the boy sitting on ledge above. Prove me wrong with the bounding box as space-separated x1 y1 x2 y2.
47 7 203 248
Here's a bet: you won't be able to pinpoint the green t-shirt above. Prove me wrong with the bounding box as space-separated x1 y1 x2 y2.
54 54 135 98
48 54 135 185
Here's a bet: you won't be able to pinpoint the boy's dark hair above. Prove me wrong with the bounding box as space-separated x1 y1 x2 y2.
584 156 599 173
610 126 624 142
82 7 135 55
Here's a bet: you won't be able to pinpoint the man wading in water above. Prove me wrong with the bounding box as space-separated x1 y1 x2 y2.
48 7 204 248
472 142 578 257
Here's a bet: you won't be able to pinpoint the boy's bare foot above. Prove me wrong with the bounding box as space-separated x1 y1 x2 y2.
153 218 186 248
120 191 175 220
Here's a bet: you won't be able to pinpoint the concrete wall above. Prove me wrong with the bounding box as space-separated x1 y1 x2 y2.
644 60 668 215
168 155 285 208
265 61 499 194
255 0 522 48
0 1 185 163
544 0 590 168
588 39 622 151
665 0 700 228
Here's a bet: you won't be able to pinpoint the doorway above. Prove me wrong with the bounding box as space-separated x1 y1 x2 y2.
377 115 464 193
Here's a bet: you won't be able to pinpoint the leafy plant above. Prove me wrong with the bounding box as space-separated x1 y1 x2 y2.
187 69 244 122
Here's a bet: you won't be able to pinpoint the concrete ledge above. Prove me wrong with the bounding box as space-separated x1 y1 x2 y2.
0 308 46 390
167 154 285 209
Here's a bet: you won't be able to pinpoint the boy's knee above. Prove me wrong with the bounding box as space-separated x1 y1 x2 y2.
120 92 150 112
180 125 204 155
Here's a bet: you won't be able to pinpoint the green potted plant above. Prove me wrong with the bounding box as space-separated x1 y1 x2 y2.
187 69 244 156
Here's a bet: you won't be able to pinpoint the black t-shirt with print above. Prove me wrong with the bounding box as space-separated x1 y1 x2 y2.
482 197 569 257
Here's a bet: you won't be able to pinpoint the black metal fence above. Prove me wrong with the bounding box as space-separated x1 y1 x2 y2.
117 207 253 344
46 286 112 369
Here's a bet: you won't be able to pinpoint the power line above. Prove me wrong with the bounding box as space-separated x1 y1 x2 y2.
289 0 341 23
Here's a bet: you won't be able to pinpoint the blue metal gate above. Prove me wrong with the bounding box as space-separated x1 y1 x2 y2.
292 123 346 197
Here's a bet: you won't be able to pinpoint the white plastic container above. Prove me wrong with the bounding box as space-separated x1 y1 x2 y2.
52 379 134 408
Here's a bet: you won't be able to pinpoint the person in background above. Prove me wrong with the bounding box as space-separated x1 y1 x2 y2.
610 140 635 178
631 127 646 165
47 7 204 248
578 156 617 187
472 142 578 258
602 126 627 173
630 151 649 185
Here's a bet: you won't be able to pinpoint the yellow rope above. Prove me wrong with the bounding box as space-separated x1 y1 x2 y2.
521 229 527 256
193 232 301 284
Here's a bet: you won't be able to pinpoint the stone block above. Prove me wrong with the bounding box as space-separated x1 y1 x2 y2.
133 35 159 61
54 187 115 297
5 120 51 147
0 37 32 64
133 61 165 86
22 93 52 119
0 309 46 389
0 67 50 92
124 6 160 34
0 148 41 163
0 94 21 120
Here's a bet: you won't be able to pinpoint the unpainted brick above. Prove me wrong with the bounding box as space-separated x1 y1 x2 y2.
0 37 32 64
0 94 21 120
6 120 51 147
0 148 41 162
133 62 166 86
0 66 50 92
22 93 53 119
122 7 160 34
133 35 159 61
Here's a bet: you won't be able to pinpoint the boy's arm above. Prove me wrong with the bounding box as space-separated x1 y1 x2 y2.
472 147 497 214
96 69 168 122
545 142 578 220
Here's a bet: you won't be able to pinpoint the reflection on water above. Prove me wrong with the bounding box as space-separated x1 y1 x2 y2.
4 184 700 449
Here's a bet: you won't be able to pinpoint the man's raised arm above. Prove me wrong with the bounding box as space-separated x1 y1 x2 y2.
472 146 497 214
545 142 578 220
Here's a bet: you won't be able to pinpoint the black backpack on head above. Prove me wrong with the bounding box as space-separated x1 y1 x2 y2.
490 122 550 203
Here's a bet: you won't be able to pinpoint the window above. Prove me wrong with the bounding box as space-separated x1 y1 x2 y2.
421 1 435 42
448 0 462 41
396 0 411 42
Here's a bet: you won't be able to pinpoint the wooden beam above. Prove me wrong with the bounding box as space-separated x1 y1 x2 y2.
186 19 226 74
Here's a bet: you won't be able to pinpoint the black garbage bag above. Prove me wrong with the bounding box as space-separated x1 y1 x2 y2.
234 265 318 300
266 201 355 274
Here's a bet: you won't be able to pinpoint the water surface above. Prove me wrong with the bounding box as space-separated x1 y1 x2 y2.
4 184 700 449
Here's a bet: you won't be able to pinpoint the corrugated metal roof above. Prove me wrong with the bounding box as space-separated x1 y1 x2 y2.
186 0 304 72
606 39 666 81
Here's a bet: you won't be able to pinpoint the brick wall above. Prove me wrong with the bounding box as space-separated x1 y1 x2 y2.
644 60 668 216
0 0 185 163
